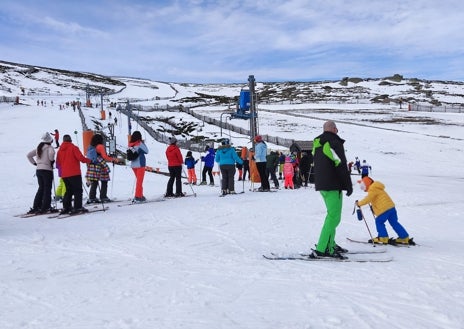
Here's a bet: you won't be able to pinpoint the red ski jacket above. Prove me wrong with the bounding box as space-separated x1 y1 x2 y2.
56 141 91 178
166 144 183 167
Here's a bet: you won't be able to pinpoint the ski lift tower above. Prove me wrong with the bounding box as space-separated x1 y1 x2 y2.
229 75 259 147
85 83 91 107
248 75 258 148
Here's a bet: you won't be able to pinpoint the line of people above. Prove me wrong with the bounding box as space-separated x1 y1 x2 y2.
26 129 316 216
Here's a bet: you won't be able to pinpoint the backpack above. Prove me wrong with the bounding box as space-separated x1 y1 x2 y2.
126 146 139 161
86 145 98 163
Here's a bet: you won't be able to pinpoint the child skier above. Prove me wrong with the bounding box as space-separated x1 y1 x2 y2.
184 151 198 185
356 176 413 245
283 156 294 189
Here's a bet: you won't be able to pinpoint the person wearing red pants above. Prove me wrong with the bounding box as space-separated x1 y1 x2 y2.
128 131 149 203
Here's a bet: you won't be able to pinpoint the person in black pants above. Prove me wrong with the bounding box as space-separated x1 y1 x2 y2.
266 150 279 189
200 146 215 185
165 137 184 197
254 135 270 191
299 152 312 187
56 134 92 214
26 132 56 214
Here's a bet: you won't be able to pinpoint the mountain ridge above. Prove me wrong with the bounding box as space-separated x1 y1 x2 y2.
1 59 463 107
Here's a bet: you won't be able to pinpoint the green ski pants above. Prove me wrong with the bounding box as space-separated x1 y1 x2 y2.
315 190 343 254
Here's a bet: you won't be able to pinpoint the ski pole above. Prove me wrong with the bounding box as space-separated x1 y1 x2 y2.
198 151 203 183
369 204 376 218
110 161 115 199
354 202 376 247
51 175 58 210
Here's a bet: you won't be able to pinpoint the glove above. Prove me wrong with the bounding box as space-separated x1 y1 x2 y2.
346 186 353 197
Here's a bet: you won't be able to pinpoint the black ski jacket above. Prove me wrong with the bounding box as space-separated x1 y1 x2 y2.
312 131 352 192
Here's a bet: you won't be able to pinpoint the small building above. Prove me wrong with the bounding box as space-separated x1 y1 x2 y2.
289 140 313 155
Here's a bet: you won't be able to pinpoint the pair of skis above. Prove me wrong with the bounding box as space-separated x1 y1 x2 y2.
263 248 392 263
47 206 110 219
14 209 60 219
346 237 416 247
117 193 196 207
219 191 245 197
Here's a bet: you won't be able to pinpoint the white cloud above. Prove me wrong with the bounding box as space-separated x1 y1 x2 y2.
1 0 463 82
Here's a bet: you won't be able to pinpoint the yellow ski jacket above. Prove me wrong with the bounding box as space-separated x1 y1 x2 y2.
357 181 395 216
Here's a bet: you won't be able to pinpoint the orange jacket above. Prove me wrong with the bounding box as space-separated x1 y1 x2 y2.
96 144 116 162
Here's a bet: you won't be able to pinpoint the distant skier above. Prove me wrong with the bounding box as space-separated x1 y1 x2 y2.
360 160 372 178
354 157 361 174
50 129 60 148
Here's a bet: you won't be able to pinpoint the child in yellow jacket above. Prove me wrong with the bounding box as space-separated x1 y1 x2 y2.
356 176 412 245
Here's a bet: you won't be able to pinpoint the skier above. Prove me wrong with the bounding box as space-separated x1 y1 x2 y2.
184 151 198 185
200 145 215 186
356 176 412 245
278 151 285 180
299 152 312 187
360 160 372 178
54 162 66 202
283 156 294 189
354 157 361 174
56 134 92 214
50 129 60 148
266 150 279 189
310 120 353 259
26 132 57 214
254 135 270 191
128 131 149 203
165 136 184 197
215 138 243 195
240 146 250 181
85 134 120 203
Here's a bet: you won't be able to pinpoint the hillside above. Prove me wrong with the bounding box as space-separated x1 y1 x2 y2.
2 60 464 108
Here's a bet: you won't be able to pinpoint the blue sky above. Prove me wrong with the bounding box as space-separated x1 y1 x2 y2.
1 0 463 83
